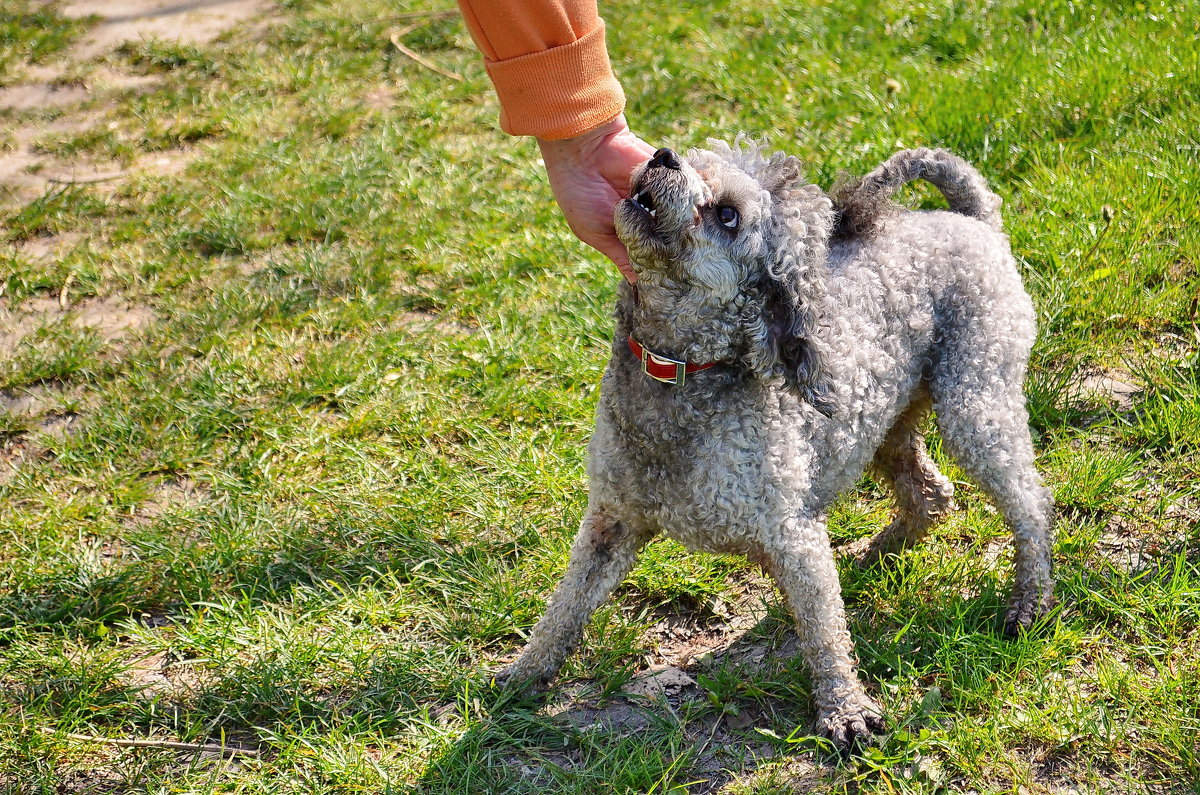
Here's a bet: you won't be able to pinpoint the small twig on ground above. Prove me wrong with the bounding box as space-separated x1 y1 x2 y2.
40 728 260 758
58 272 74 310
389 27 463 82
46 172 127 185
388 9 459 22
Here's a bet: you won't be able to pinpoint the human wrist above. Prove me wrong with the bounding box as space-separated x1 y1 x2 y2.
536 115 630 161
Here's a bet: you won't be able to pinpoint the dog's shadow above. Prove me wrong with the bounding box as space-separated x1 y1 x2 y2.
411 559 1046 794
413 610 822 794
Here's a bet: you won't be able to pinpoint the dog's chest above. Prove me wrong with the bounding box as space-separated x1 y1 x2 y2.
590 378 807 555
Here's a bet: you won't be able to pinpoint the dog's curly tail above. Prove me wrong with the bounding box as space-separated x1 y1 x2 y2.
831 148 1003 238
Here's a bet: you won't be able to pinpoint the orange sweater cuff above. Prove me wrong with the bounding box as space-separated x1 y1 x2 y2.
483 22 625 140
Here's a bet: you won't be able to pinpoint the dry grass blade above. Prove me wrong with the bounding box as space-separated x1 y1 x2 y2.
387 9 459 22
45 172 127 185
389 26 463 82
41 728 260 758
58 272 74 310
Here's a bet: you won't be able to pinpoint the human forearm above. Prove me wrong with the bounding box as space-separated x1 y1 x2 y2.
456 0 625 139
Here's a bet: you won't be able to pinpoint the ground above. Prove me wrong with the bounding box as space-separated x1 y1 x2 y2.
0 1 1198 793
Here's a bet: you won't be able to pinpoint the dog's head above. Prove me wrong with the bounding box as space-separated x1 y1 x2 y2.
615 137 835 414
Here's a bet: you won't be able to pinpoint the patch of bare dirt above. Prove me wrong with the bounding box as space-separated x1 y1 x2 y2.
83 65 164 94
73 299 156 342
394 308 479 338
132 478 210 524
0 373 92 475
0 63 163 112
543 681 654 736
0 115 113 205
0 440 39 485
61 0 272 60
119 649 210 703
1095 513 1152 571
621 664 696 699
0 296 153 483
0 296 63 357
0 382 79 416
362 85 396 111
519 578 813 793
981 537 1009 566
39 410 82 439
45 723 243 794
135 146 199 177
0 0 270 204
1072 369 1141 413
54 763 126 795
0 82 90 111
644 576 777 670
718 757 824 794
12 231 84 262
0 294 155 356
536 676 792 794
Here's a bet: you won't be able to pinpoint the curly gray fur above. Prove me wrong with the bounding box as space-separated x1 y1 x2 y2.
499 139 1054 751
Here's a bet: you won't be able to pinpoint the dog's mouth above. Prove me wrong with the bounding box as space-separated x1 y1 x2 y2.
616 163 703 256
629 188 658 221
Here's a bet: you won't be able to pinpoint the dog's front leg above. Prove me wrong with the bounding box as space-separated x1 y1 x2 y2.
761 516 884 751
497 507 653 693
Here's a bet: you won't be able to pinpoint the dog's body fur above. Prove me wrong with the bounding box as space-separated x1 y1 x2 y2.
500 142 1054 749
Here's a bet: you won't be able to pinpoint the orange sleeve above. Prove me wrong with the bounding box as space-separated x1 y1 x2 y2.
457 0 626 140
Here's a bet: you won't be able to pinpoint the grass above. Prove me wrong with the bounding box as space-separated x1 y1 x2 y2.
0 2 90 82
0 0 1198 792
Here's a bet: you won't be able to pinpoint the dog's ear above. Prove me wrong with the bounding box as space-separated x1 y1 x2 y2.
759 173 837 416
758 152 805 197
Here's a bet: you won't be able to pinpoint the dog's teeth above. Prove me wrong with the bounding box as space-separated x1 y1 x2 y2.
649 209 657 218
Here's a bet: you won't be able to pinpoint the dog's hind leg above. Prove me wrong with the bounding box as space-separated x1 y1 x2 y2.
496 507 654 692
850 392 955 566
931 367 1054 636
761 517 884 749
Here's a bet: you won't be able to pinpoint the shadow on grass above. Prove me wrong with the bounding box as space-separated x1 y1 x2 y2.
407 626 825 795
407 577 1071 795
1 511 1084 791
0 500 523 635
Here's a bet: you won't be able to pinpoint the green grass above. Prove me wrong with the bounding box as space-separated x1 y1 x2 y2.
0 1 89 82
1 0 1198 792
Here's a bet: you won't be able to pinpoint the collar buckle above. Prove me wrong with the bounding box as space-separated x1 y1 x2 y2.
640 346 688 386
627 334 715 387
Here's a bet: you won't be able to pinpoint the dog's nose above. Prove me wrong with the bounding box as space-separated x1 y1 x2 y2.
648 147 682 171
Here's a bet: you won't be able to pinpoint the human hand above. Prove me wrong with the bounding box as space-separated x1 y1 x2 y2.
537 115 655 283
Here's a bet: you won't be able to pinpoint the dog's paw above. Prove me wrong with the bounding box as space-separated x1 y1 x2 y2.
817 697 885 753
840 535 898 569
838 519 932 569
1003 583 1055 638
837 536 879 565
492 661 555 696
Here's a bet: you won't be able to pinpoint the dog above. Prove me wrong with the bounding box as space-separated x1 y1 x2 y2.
498 140 1054 750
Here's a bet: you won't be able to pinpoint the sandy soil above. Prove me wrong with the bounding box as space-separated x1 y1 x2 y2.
0 0 271 205
60 0 273 59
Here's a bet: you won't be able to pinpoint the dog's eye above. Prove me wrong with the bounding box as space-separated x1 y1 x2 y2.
717 205 740 229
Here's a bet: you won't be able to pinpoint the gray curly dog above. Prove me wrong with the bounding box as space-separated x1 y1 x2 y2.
499 140 1055 750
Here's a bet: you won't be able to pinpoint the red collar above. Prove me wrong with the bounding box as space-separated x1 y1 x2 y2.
627 334 717 386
